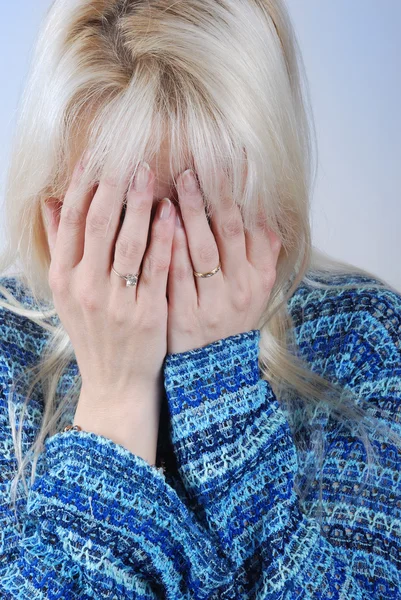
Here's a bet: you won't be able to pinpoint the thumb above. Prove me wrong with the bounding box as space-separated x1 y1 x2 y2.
44 198 61 256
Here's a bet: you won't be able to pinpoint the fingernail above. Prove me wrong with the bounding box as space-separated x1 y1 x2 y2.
182 169 199 193
159 197 171 220
133 161 151 192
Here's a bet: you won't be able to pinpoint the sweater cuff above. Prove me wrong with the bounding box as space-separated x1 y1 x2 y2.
28 430 176 554
163 330 272 496
164 329 262 417
44 429 167 484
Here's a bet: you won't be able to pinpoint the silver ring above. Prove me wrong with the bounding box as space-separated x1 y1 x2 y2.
112 265 140 287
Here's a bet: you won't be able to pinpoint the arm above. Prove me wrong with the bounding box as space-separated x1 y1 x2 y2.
0 323 234 597
163 327 401 598
73 379 163 466
0 426 236 599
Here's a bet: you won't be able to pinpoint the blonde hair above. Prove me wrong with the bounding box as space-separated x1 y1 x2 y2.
1 0 400 527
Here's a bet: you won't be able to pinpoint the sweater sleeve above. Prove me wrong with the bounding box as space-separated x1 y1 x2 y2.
0 276 240 598
163 328 400 598
1 424 245 599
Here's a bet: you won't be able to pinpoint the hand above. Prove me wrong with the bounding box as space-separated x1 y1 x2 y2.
166 169 282 354
44 157 177 411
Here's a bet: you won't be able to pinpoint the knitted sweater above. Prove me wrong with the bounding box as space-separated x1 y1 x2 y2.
0 272 400 599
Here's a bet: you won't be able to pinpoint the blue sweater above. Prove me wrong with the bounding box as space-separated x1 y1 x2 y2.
0 272 400 599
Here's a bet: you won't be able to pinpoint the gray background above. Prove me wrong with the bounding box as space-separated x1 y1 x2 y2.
0 0 400 290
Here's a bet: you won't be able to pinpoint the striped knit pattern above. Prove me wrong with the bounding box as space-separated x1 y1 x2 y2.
0 272 400 599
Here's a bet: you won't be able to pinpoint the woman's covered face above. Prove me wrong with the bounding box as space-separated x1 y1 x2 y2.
66 133 181 221
45 134 186 252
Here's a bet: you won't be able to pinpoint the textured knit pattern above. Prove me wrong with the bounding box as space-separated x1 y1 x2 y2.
0 272 400 599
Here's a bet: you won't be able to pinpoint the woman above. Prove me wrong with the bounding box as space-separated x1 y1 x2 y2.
0 0 400 598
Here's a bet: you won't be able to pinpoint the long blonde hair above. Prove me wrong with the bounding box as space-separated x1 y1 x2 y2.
1 0 400 525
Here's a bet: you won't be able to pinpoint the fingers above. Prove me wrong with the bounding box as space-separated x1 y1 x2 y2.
167 209 197 308
176 169 222 304
207 169 248 277
48 153 177 310
136 196 177 303
51 155 94 271
175 166 281 304
82 171 133 277
110 163 155 291
245 203 282 274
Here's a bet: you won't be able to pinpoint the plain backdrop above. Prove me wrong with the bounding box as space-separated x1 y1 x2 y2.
0 0 400 290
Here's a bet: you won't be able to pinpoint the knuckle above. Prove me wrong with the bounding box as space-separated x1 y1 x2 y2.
173 234 188 252
206 312 221 330
144 252 170 275
257 217 268 232
48 265 68 294
256 207 268 229
126 194 151 214
115 234 143 262
62 204 87 229
233 287 252 311
152 226 170 246
221 217 243 240
173 235 188 250
198 242 218 265
174 318 193 337
86 211 111 237
153 255 171 273
101 174 120 189
77 283 101 312
112 306 128 326
171 264 193 282
185 204 204 218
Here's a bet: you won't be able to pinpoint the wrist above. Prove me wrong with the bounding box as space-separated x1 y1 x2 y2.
74 387 162 465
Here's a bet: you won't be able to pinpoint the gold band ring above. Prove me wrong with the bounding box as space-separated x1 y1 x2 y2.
193 263 221 278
